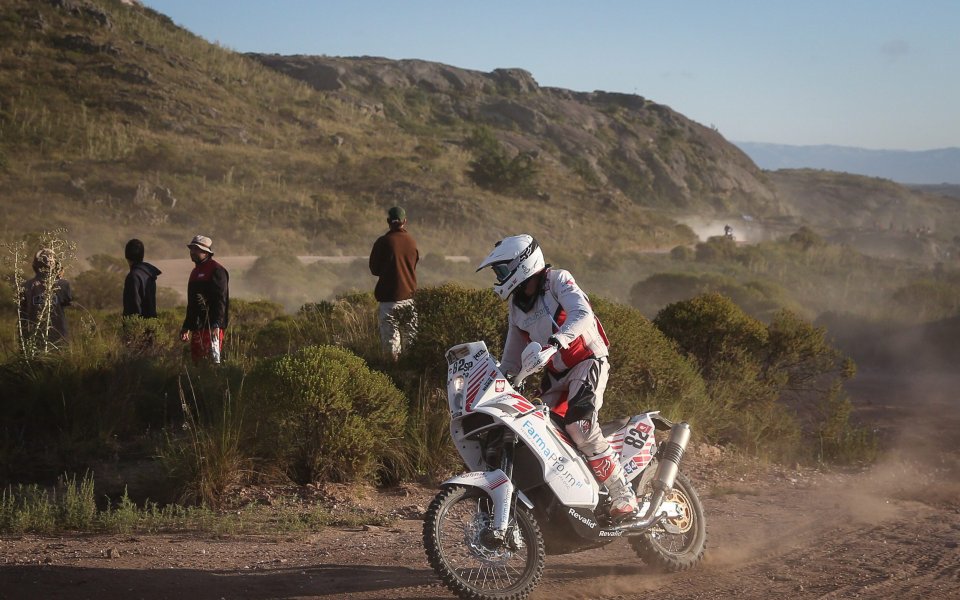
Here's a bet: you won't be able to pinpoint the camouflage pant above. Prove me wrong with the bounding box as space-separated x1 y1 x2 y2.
378 299 417 361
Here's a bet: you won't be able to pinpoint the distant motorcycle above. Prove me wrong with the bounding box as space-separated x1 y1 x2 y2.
423 340 707 600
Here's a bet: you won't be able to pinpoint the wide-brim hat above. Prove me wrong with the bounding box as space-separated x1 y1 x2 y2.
187 235 214 254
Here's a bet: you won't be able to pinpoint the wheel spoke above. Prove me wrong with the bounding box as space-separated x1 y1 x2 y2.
437 493 529 590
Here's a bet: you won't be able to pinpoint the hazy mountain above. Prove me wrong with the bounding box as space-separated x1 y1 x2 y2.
735 142 960 185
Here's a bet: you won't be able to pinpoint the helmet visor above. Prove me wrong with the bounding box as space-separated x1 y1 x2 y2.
491 262 513 283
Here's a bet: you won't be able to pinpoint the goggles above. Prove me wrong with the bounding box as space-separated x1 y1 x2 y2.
492 262 513 283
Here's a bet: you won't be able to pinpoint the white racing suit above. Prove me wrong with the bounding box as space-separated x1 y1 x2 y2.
500 268 637 518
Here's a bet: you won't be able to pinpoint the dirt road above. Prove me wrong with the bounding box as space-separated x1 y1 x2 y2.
2 372 959 599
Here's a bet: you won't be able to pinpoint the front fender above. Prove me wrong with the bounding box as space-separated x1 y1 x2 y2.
441 470 533 531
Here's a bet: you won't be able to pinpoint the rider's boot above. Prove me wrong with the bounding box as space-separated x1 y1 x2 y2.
605 471 639 521
587 448 639 521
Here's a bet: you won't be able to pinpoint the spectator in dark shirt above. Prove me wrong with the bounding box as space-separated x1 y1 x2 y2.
122 238 161 319
179 235 229 364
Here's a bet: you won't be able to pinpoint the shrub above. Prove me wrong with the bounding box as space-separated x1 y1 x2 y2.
630 272 713 317
465 126 538 194
393 382 463 484
630 272 794 321
889 279 960 322
789 226 826 251
815 383 877 463
0 471 97 534
405 284 507 379
231 299 287 330
0 340 178 470
654 293 768 378
241 255 312 310
296 292 380 361
590 297 713 428
250 345 407 484
695 235 739 262
73 268 124 310
670 245 694 261
653 293 868 461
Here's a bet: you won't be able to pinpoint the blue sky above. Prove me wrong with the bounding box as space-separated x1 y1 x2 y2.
142 1 959 151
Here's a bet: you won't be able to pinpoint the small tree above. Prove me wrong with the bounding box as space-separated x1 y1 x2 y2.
464 126 538 194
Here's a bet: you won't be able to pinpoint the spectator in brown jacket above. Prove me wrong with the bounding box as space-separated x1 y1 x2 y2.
369 206 419 361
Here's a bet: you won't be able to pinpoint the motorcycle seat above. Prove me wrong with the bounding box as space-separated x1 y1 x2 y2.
600 416 630 438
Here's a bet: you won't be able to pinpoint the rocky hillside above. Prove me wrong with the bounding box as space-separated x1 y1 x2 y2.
0 0 789 262
251 54 781 215
4 0 955 269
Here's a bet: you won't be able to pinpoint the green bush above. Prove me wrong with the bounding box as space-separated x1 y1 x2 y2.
654 293 867 460
231 299 287 330
789 226 826 251
465 126 538 194
670 245 694 261
695 235 739 262
250 345 407 484
630 272 712 317
654 293 768 378
590 297 713 428
630 272 795 321
0 472 96 534
889 279 960 322
298 292 381 361
0 342 178 470
405 284 507 379
241 255 313 310
73 268 124 310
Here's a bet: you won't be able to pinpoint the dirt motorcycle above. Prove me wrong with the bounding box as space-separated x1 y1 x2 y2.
423 340 707 600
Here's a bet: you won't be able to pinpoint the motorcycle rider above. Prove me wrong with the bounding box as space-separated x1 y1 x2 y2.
477 234 639 521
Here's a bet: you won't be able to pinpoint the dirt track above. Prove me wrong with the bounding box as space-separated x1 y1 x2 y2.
3 372 959 599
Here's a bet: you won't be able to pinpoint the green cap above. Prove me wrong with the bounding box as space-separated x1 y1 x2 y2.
387 206 406 222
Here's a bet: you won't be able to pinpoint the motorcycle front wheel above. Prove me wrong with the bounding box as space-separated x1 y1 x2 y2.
630 470 707 571
423 485 545 600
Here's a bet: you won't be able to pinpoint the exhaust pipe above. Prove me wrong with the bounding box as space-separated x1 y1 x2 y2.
614 422 691 533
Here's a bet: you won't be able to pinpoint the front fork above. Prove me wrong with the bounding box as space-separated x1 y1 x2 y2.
482 429 519 547
441 430 532 547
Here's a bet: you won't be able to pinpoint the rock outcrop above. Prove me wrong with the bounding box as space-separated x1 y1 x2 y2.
251 54 782 216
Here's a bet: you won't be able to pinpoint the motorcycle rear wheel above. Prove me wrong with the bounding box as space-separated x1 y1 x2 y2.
630 470 707 571
423 485 545 600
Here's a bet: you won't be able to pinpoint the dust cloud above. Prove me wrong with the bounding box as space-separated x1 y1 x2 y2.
675 215 776 244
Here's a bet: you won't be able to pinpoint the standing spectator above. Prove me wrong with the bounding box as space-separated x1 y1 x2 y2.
122 238 161 318
369 206 419 362
179 235 229 364
19 248 73 349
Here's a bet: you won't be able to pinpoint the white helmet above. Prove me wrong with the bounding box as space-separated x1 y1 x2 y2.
476 234 546 300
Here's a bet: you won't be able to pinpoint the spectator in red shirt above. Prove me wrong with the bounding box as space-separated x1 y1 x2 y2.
179 235 229 364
